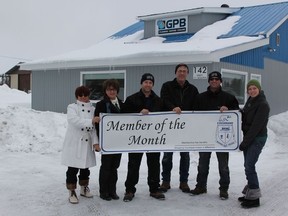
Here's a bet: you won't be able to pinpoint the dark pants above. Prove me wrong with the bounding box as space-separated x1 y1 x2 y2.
66 167 90 184
99 154 122 195
161 152 190 183
195 152 230 190
125 152 160 193
243 136 266 189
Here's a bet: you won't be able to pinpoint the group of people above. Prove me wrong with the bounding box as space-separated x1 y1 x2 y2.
61 63 270 209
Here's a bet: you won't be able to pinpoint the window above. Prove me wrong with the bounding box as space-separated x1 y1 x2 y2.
80 71 126 103
276 33 280 46
250 74 261 83
221 69 248 105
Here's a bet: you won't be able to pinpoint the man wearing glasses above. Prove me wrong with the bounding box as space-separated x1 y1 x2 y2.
190 71 239 200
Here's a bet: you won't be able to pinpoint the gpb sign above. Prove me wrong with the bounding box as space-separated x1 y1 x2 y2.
156 16 188 35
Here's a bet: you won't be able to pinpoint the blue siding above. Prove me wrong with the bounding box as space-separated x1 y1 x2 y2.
221 19 288 68
221 47 265 69
265 20 288 64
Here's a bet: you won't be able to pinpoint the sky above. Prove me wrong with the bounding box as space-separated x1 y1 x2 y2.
0 84 288 216
0 0 286 72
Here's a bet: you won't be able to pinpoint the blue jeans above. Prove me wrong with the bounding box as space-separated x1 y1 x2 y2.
161 152 190 183
243 136 267 189
195 152 230 190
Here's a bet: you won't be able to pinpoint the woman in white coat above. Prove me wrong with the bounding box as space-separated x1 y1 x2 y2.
62 86 100 204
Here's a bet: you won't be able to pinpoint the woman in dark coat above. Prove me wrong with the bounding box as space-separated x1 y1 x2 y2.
94 79 123 201
238 80 270 208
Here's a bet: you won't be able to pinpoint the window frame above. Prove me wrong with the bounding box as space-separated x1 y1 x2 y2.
80 70 126 104
221 69 248 106
250 73 262 83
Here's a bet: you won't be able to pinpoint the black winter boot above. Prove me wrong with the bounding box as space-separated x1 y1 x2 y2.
238 196 246 202
241 198 260 208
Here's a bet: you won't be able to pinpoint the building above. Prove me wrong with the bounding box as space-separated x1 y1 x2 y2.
5 63 31 93
21 2 288 115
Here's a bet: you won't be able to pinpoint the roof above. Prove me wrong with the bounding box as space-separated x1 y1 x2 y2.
111 21 144 39
112 22 194 43
220 2 288 38
0 58 22 75
21 2 288 71
137 7 239 21
5 65 20 75
5 62 30 75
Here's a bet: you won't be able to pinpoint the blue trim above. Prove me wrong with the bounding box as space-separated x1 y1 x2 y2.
162 33 194 43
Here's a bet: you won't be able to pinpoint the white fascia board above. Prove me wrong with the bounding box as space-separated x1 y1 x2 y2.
20 52 214 71
212 38 269 59
266 15 288 37
20 38 269 71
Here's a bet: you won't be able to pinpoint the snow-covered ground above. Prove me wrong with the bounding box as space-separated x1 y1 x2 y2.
0 84 287 216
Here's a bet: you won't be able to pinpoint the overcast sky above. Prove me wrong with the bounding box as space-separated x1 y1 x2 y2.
0 0 285 72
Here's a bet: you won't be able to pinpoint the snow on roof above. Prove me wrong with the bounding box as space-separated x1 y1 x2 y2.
0 58 21 74
21 15 264 70
22 2 288 70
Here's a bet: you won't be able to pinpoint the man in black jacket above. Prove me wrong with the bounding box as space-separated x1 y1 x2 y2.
123 73 165 202
190 71 239 200
160 63 199 193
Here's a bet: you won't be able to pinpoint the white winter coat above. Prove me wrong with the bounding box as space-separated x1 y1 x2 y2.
61 100 98 169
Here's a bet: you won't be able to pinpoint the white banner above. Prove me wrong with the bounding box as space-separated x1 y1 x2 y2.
99 111 242 154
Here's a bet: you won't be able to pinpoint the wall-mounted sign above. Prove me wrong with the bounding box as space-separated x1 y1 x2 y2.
192 66 208 79
156 16 188 36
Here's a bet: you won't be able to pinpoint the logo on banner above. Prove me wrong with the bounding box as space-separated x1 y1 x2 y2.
216 115 235 147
